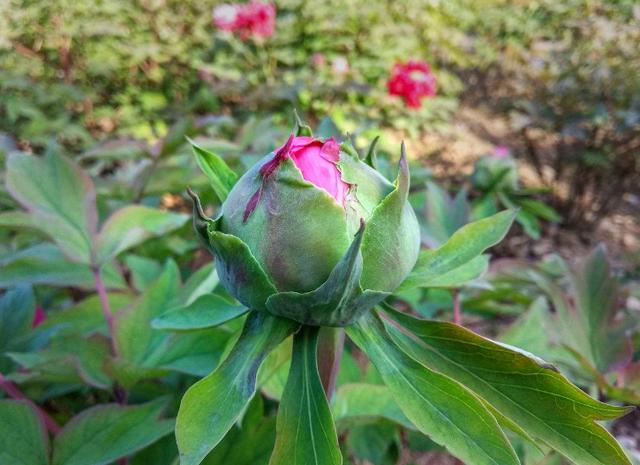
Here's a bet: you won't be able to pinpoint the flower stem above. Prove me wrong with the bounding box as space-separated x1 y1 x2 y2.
317 327 344 402
453 290 462 325
92 266 118 356
0 372 61 434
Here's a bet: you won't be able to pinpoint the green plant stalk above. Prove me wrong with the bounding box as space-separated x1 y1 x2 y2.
0 372 61 434
316 327 345 402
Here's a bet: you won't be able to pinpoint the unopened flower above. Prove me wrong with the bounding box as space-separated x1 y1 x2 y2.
387 60 437 108
194 134 420 326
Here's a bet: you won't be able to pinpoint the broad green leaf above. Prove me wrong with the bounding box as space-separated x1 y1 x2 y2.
52 399 174 465
422 182 470 247
347 311 520 465
189 138 238 202
269 326 342 465
418 254 489 288
95 205 188 265
38 293 131 338
383 309 632 465
0 244 126 290
332 383 412 429
113 261 181 382
0 210 41 230
202 397 275 465
399 209 516 291
0 285 35 372
0 400 49 465
571 245 630 373
347 422 399 465
178 263 220 305
8 334 112 388
6 152 97 264
176 312 297 465
152 294 247 330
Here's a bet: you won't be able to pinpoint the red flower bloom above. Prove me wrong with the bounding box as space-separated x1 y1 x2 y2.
387 60 437 108
213 1 276 39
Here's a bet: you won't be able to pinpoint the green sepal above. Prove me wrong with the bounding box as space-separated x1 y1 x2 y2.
364 135 380 170
339 140 360 160
187 188 219 252
294 110 313 137
188 137 238 203
269 326 342 465
361 144 420 292
265 222 387 326
176 312 298 465
208 229 277 312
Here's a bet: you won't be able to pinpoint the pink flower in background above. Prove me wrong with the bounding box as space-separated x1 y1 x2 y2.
311 53 326 68
387 60 437 108
213 1 276 39
331 56 350 76
213 4 242 31
32 306 46 328
493 145 511 158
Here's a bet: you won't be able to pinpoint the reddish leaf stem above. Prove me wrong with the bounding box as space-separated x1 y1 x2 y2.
0 372 61 434
92 266 118 356
453 290 462 325
317 327 344 402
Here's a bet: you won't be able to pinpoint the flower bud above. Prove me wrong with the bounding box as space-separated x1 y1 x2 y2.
197 134 420 326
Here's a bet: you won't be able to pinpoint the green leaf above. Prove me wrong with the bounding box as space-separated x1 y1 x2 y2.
399 209 516 291
176 312 297 465
95 205 188 265
52 399 174 465
0 285 35 372
113 261 181 382
418 254 489 288
383 308 632 465
6 152 97 264
152 294 247 330
332 383 412 429
269 326 342 465
202 397 275 465
422 182 470 247
0 244 126 290
189 138 238 203
0 400 49 465
347 311 520 465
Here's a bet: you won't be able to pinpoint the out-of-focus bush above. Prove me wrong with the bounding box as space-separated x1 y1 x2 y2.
466 0 640 225
0 0 484 152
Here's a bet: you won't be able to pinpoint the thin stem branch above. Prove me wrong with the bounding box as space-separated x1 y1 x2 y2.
0 373 61 434
92 266 118 356
317 327 344 402
453 290 462 325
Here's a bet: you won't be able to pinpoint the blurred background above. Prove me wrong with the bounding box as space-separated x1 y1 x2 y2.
0 1 639 464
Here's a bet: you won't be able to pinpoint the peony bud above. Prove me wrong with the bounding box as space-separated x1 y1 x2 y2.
195 134 420 326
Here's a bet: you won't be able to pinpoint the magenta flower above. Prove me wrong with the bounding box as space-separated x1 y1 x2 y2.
213 1 276 39
32 305 46 328
493 145 511 158
387 60 437 108
282 136 350 205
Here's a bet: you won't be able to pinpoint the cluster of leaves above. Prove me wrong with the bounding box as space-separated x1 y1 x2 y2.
0 112 636 465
